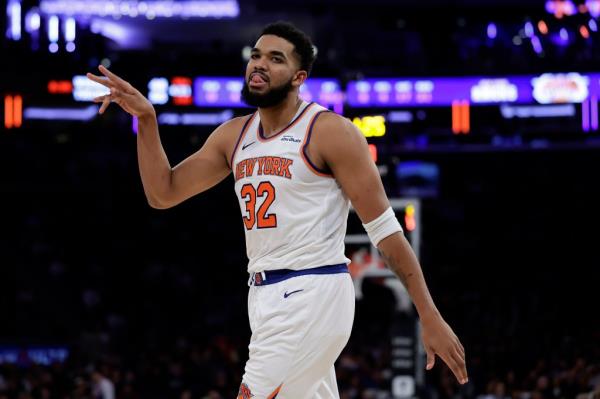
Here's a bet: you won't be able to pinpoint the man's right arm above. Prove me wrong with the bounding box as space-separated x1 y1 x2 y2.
137 113 243 209
87 65 243 209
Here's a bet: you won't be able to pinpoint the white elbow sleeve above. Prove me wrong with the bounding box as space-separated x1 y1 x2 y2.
362 206 403 247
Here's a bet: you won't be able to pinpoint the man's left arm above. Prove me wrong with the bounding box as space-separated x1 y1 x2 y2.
312 112 468 384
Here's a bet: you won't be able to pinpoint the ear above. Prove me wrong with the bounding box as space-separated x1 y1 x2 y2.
292 70 308 87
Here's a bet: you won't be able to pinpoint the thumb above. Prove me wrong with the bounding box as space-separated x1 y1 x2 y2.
425 347 435 370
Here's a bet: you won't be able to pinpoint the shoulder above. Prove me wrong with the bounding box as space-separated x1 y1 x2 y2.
214 113 257 168
214 113 255 137
209 113 255 149
302 110 368 173
311 111 367 151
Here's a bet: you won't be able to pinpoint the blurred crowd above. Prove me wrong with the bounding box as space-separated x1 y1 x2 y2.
2 122 599 399
0 332 598 398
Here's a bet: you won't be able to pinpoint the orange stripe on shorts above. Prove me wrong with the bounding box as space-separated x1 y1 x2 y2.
267 384 282 399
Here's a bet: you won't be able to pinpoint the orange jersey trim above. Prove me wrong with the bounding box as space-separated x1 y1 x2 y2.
256 102 315 142
301 110 334 178
230 112 257 169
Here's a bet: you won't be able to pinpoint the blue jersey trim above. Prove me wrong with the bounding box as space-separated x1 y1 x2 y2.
302 110 333 176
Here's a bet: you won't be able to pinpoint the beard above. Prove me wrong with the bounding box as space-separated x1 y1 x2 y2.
241 76 294 108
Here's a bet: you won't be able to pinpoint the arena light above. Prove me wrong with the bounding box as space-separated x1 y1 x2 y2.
148 77 169 105
586 0 600 17
169 77 193 106
72 75 110 101
500 104 576 118
5 95 22 129
531 36 544 54
48 80 73 94
39 0 239 19
89 19 132 45
471 79 518 103
405 204 416 232
368 144 377 163
487 23 497 39
545 0 576 18
157 110 234 126
592 95 599 130
352 116 386 138
582 99 591 131
7 0 22 40
4 96 14 129
14 95 22 128
25 9 40 32
47 15 59 43
524 22 534 37
387 111 413 123
452 100 470 134
64 17 76 42
589 19 598 32
560 28 569 41
23 105 99 121
532 73 589 104
538 20 549 34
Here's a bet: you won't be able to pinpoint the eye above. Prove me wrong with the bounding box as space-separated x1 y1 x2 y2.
251 54 260 59
272 57 283 63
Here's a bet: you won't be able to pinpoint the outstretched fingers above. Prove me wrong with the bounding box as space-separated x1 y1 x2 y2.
86 72 113 89
98 65 135 94
98 96 111 114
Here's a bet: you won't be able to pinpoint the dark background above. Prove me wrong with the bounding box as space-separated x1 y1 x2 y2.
2 0 600 398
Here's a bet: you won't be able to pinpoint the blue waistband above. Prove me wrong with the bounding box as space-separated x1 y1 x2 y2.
248 263 349 286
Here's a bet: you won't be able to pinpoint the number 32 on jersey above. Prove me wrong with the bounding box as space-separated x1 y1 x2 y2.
240 181 277 230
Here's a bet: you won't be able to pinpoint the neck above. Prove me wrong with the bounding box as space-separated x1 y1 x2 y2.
258 93 303 137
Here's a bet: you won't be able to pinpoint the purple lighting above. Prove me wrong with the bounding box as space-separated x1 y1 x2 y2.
193 77 343 109
487 23 497 39
24 105 99 121
586 0 600 18
524 22 534 37
39 0 239 19
25 9 40 32
582 99 590 131
545 0 576 17
592 95 599 130
551 27 571 46
90 19 130 42
64 17 75 42
531 36 543 54
47 15 59 42
7 0 22 40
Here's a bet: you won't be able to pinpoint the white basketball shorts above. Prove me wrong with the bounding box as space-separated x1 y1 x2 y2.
238 267 355 399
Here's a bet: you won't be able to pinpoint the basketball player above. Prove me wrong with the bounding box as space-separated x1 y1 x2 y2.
87 21 467 399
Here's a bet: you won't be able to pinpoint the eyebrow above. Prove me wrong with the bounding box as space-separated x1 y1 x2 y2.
251 48 288 59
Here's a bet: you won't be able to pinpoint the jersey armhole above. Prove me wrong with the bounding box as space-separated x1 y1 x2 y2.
229 112 257 169
300 110 334 178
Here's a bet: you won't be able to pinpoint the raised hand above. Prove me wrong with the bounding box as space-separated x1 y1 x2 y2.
86 65 155 118
421 314 468 385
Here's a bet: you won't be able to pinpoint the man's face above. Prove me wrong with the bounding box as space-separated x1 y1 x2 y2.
241 34 306 108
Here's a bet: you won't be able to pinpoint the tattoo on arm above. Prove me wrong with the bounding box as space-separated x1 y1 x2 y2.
379 248 414 289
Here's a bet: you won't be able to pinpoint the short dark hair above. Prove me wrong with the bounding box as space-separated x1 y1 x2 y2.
260 21 316 76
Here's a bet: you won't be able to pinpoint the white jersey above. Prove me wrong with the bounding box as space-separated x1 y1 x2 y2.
231 101 351 273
